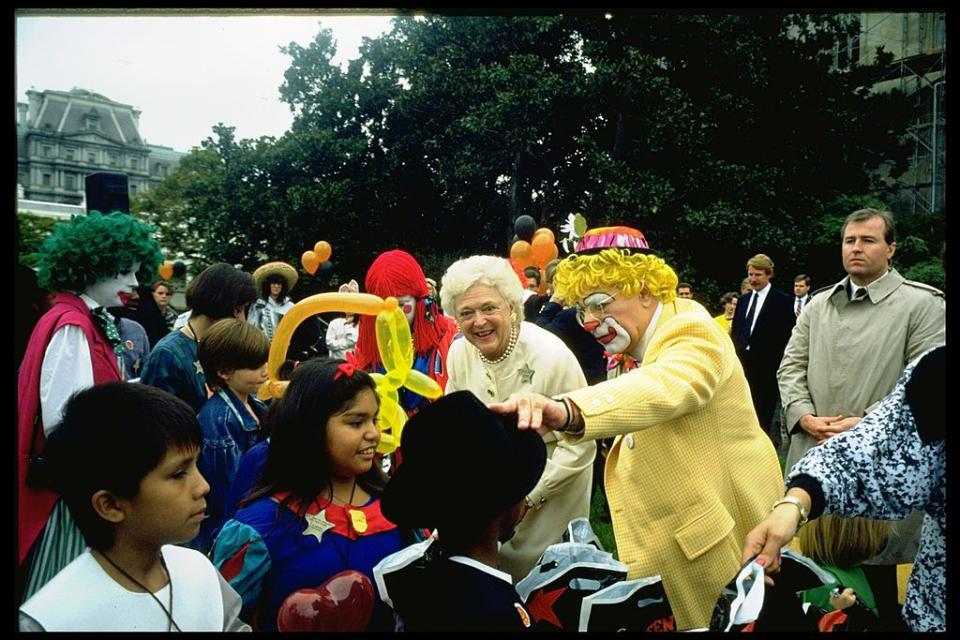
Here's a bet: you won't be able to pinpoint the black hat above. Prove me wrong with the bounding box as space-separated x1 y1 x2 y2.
382 391 546 529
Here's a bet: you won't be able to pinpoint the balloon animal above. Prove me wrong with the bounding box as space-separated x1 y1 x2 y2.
258 292 442 453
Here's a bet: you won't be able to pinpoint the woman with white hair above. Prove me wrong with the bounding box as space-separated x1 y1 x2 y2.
441 255 595 582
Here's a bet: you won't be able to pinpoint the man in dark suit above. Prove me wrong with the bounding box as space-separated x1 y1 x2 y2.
792 274 812 317
730 254 796 449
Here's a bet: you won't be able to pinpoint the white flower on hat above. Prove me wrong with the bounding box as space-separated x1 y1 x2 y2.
560 213 588 254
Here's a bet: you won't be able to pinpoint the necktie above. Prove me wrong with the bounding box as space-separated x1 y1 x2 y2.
795 297 802 317
848 285 868 301
744 293 758 335
90 307 124 358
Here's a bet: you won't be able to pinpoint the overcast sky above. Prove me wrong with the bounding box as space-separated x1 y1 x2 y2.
16 11 397 151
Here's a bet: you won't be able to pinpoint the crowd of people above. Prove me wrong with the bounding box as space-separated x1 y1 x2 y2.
16 207 944 631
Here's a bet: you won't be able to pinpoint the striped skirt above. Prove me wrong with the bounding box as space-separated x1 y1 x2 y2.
21 499 86 603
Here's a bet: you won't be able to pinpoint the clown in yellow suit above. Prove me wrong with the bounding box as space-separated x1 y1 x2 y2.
490 226 783 630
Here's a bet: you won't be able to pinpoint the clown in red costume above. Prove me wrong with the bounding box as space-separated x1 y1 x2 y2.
354 250 457 415
17 211 162 602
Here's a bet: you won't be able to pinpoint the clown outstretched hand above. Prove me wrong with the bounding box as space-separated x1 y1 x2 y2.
488 392 570 436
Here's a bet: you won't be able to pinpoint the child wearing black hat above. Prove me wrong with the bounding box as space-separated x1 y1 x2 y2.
376 390 545 631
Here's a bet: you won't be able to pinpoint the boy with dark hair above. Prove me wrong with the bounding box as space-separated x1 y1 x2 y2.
19 383 249 631
377 391 545 631
191 318 270 553
140 263 257 412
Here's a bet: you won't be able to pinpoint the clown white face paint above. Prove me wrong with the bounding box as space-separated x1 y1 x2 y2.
84 262 140 308
577 292 632 354
397 295 417 326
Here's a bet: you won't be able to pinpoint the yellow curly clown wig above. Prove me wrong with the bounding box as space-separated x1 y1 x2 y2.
553 226 678 304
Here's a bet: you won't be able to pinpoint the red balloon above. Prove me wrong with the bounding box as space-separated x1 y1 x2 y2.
276 570 375 632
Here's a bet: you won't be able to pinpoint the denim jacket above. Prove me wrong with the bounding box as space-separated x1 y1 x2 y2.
192 387 267 554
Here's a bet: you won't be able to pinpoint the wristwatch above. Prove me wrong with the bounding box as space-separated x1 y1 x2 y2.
771 496 809 528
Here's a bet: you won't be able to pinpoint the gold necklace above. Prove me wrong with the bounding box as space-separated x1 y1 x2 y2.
330 479 369 533
99 551 181 632
478 324 520 365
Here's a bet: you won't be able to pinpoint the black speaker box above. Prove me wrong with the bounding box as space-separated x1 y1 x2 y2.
85 172 130 214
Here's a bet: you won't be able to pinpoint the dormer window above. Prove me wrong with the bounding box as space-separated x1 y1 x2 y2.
84 109 101 132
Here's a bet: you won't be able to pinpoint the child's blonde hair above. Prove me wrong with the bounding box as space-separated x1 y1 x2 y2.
798 514 891 568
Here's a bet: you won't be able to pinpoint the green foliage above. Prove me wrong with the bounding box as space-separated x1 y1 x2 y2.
589 485 617 559
901 258 945 292
129 14 932 292
17 213 62 268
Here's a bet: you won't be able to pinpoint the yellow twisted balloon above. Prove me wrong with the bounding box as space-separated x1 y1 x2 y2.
257 292 442 453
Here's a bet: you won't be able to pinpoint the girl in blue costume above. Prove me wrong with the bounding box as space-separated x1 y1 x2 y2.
211 359 405 631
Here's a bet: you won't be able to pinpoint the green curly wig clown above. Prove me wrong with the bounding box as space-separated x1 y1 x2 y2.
554 249 679 305
35 211 163 293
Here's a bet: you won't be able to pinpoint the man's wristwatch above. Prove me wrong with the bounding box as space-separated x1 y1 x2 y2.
771 496 809 528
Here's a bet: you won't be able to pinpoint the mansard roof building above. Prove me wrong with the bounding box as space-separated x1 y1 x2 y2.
17 87 185 207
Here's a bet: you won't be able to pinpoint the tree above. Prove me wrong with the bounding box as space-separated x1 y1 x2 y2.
136 13 932 299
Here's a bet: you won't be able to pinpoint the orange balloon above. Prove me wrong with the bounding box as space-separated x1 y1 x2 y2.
532 228 555 245
301 250 320 275
546 242 559 263
530 235 553 268
314 241 332 263
510 240 532 263
158 261 174 280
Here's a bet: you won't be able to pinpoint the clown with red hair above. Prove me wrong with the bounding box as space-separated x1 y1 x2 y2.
354 250 457 416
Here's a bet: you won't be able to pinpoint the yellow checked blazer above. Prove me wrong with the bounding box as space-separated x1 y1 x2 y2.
563 298 783 630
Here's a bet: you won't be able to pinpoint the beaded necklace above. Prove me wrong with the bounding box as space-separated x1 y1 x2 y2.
478 324 520 366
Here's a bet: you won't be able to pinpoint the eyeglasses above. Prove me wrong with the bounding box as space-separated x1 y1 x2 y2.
575 294 617 325
456 303 503 323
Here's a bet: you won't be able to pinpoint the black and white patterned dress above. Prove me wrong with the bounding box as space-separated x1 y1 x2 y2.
786 346 945 632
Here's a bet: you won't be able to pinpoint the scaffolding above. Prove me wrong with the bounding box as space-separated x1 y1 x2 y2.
859 12 946 216
900 50 946 215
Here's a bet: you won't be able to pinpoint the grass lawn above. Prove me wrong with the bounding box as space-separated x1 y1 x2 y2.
588 485 617 559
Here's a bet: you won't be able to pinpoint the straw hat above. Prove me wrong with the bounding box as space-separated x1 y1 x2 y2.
252 261 298 291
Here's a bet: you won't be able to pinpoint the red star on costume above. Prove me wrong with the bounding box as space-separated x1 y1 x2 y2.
526 586 565 628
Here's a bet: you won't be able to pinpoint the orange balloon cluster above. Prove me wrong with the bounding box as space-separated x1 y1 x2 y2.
510 227 558 276
301 240 333 275
158 260 174 280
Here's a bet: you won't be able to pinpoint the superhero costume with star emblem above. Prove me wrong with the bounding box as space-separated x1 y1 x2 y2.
211 493 404 631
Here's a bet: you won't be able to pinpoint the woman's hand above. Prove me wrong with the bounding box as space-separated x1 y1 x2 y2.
740 504 803 586
488 392 567 435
